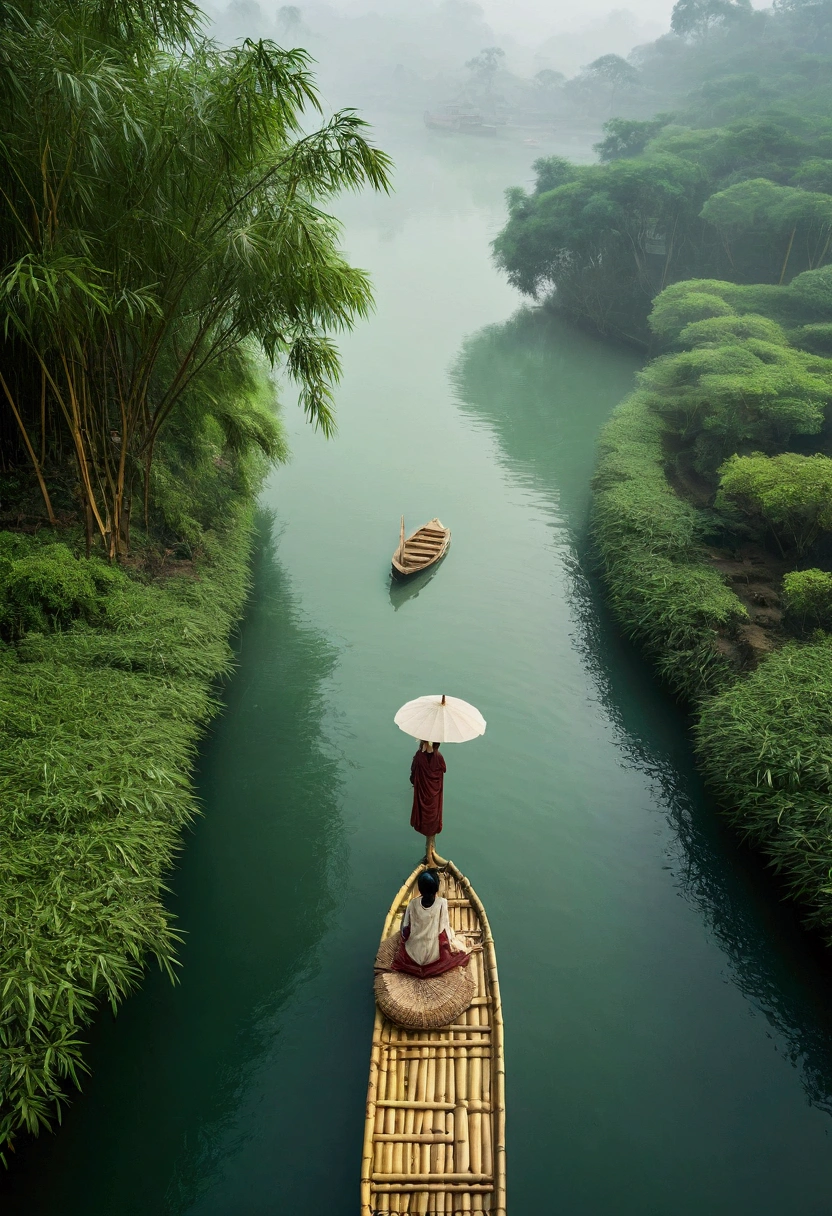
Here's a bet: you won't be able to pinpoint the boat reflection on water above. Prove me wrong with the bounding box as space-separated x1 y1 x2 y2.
388 563 442 610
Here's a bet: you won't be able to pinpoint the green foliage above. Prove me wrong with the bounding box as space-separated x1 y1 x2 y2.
700 178 832 283
530 156 580 195
639 319 829 472
593 392 747 699
0 515 253 1148
792 157 832 193
647 268 832 346
649 289 736 343
494 0 832 345
543 0 832 952
718 451 832 554
149 350 287 552
594 117 672 162
0 0 391 553
671 0 752 40
781 567 832 628
696 636 832 941
493 153 705 336
0 544 117 636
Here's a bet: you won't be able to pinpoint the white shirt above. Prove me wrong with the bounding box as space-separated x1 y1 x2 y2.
401 895 465 966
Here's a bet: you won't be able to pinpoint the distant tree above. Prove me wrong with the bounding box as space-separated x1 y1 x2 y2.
532 156 580 194
701 178 832 282
534 68 565 91
718 452 832 555
278 5 302 34
465 46 505 99
773 0 832 52
594 117 671 162
671 0 753 40
792 158 832 194
584 54 640 114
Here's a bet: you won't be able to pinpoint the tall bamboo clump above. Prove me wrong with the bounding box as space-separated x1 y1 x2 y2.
0 0 392 556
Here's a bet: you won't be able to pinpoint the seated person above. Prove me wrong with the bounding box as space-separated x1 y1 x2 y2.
391 870 471 979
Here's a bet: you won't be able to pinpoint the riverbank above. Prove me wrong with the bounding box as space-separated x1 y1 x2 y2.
0 511 256 1152
593 390 832 945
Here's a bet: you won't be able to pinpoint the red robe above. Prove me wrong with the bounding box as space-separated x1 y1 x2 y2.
410 748 446 835
391 928 471 977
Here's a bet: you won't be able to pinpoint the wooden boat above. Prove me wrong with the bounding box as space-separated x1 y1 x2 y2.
361 861 506 1215
392 517 451 580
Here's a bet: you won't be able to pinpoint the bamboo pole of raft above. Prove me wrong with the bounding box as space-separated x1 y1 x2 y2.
460 864 506 1216
398 514 406 566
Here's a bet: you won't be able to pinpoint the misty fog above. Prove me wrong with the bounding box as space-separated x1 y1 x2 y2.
203 0 683 123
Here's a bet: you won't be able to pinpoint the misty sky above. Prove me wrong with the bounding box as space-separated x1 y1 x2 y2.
318 0 772 46
323 0 673 44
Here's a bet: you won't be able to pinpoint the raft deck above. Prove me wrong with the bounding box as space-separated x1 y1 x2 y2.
361 861 506 1214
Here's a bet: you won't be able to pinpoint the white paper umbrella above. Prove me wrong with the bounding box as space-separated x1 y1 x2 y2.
394 694 486 744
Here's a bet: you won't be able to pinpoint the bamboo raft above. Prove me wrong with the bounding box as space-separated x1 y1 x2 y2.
392 517 451 580
361 862 506 1215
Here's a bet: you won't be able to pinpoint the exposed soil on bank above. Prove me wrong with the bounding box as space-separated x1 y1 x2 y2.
705 543 789 668
664 453 789 672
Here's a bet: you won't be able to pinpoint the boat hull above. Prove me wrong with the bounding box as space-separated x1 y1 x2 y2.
390 542 449 581
391 518 451 579
361 861 506 1215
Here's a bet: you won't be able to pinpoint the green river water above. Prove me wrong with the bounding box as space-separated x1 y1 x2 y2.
4 122 832 1215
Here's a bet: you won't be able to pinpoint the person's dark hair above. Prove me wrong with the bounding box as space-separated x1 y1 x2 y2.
432 742 441 749
417 869 440 906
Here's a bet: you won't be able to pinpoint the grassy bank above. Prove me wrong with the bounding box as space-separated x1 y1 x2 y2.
593 393 832 944
593 392 747 699
0 512 255 1149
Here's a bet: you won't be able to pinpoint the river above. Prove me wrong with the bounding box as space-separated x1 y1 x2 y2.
4 121 832 1215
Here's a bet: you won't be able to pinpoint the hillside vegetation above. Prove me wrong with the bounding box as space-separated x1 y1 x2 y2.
495 0 832 945
494 0 832 345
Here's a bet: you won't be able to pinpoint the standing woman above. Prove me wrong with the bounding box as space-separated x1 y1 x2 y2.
410 740 446 865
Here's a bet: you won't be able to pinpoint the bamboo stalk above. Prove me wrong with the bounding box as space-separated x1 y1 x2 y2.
376 1134 454 1143
383 1047 397 1176
376 1043 391 1134
371 1185 495 1194
0 371 56 524
378 1101 454 1111
383 1039 493 1048
372 1175 493 1185
469 1012 483 1178
395 1053 414 1177
362 1006 385 1215
779 225 797 285
455 864 505 1216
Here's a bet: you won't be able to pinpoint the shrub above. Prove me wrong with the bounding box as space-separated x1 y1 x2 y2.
718 451 832 555
593 392 747 699
0 513 254 1148
639 332 829 473
0 545 118 636
782 568 832 628
696 636 832 941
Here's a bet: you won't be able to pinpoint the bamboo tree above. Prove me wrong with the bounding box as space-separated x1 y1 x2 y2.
0 1 392 555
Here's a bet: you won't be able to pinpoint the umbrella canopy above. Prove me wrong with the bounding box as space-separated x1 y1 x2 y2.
394 694 486 744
